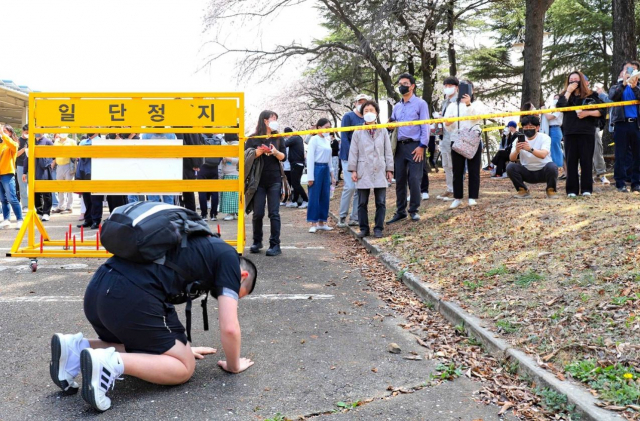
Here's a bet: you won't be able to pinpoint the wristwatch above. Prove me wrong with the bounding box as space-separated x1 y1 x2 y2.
530 147 535 153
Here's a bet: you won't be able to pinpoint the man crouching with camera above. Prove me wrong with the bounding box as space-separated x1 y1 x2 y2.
49 235 257 412
506 115 559 199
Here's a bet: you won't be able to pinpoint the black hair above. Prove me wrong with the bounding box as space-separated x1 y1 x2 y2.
315 118 331 128
361 100 380 115
22 124 28 132
520 115 541 127
239 257 258 294
3 125 18 143
224 133 239 143
623 60 640 71
522 102 535 111
443 76 459 86
250 110 278 137
397 73 416 85
284 127 293 133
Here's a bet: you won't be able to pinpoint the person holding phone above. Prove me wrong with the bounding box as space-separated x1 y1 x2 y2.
608 60 640 193
506 116 559 199
245 110 287 257
556 71 604 197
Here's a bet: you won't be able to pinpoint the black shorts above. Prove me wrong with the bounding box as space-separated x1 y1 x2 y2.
84 266 188 355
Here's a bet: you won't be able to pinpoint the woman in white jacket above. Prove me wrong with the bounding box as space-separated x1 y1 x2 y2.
444 81 487 209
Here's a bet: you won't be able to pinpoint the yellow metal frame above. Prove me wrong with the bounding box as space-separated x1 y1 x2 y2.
10 92 246 260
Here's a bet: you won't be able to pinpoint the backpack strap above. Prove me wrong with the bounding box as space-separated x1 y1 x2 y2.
161 258 210 343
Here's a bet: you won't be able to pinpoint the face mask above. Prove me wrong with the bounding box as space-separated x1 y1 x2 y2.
618 78 624 83
323 132 332 139
354 104 363 113
443 87 456 96
363 112 377 123
524 129 537 138
398 85 410 95
268 121 279 132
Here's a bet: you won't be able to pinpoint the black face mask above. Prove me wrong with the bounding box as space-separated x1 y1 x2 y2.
524 129 537 138
399 85 410 95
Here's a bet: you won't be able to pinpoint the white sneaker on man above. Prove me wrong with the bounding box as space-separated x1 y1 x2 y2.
299 201 308 209
449 199 462 209
81 347 124 412
468 199 478 206
421 192 429 200
567 193 577 198
0 220 10 229
50 332 88 395
600 175 610 185
223 214 234 221
42 214 50 221
309 226 317 233
582 192 592 197
15 220 22 230
286 202 298 208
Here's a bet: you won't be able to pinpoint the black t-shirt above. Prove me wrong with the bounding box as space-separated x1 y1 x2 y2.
245 136 287 186
556 92 603 136
104 236 241 302
331 138 340 157
285 135 305 165
16 137 28 166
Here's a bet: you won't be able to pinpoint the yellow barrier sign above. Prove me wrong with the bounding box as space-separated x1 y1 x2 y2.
35 98 239 127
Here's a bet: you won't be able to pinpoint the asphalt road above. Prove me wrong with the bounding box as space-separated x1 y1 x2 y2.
0 201 513 421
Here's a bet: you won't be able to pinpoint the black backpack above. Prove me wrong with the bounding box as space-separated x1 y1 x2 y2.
102 201 216 341
203 135 223 167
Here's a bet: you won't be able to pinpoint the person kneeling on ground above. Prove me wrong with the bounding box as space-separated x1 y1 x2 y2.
49 236 257 412
507 115 559 199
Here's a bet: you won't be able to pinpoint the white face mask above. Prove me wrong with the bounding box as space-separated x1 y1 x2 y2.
354 104 363 113
268 121 279 132
444 87 456 97
323 132 332 139
363 112 377 123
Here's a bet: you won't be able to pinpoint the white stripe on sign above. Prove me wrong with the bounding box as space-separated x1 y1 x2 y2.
0 294 335 303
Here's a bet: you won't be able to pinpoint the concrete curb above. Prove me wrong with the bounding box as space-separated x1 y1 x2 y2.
329 211 624 421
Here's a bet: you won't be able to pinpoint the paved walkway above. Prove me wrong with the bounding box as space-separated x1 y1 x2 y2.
0 202 513 420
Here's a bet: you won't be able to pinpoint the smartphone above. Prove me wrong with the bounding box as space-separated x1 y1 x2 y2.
628 66 635 75
458 81 473 101
517 133 526 143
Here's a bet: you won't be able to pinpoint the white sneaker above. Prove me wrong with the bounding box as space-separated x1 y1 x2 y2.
600 175 610 185
50 333 87 395
309 226 317 233
210 215 217 221
567 193 577 198
468 199 478 206
582 192 592 197
317 225 334 231
421 192 429 200
286 202 299 208
299 201 308 209
0 220 10 229
42 214 50 221
223 214 234 221
22 207 28 213
502 173 508 178
81 347 124 412
449 199 462 209
280 202 286 206
337 218 347 228
15 220 22 230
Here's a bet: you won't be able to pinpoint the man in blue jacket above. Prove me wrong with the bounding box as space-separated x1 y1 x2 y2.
337 93 370 228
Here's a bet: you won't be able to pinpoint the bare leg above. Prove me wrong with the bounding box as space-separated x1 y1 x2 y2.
87 339 126 353
119 340 195 385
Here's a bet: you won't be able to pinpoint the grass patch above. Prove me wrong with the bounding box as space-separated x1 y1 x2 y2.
515 270 544 288
264 413 287 421
431 363 463 381
565 360 640 407
463 280 482 290
335 401 360 410
485 265 508 277
496 319 520 334
534 387 577 417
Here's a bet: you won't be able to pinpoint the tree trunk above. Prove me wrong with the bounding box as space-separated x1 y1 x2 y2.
604 0 637 157
612 0 637 83
447 0 457 76
521 0 553 109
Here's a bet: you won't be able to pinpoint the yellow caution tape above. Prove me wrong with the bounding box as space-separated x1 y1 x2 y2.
242 99 638 140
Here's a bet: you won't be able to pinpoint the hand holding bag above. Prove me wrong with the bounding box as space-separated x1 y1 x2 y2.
451 103 482 159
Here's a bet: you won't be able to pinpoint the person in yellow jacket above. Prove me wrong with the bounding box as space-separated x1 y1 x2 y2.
51 134 76 213
0 125 23 229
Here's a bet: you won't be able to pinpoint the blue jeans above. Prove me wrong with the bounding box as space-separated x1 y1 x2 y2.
17 166 28 209
307 163 330 223
147 195 174 204
613 121 640 188
549 126 563 167
0 174 23 221
50 168 59 207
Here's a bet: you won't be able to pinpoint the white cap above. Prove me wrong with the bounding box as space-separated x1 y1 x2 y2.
355 93 371 102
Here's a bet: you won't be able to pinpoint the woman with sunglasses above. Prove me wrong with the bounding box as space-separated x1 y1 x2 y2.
556 71 604 197
0 125 23 229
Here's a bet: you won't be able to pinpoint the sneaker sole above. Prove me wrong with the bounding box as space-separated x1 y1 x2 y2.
81 349 110 412
50 334 78 395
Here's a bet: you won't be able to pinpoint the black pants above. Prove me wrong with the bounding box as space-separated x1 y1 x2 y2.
394 141 423 216
506 162 558 191
564 134 595 195
197 165 219 218
491 150 510 176
290 163 308 204
428 136 436 168
82 194 104 225
613 121 640 188
106 196 128 213
358 188 386 233
35 192 52 216
252 182 281 247
452 145 482 199
182 168 197 212
284 170 292 203
420 148 429 193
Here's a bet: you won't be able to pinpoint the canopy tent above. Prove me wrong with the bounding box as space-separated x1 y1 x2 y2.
0 80 29 127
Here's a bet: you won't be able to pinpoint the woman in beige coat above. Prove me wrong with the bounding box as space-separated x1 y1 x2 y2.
347 100 394 238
